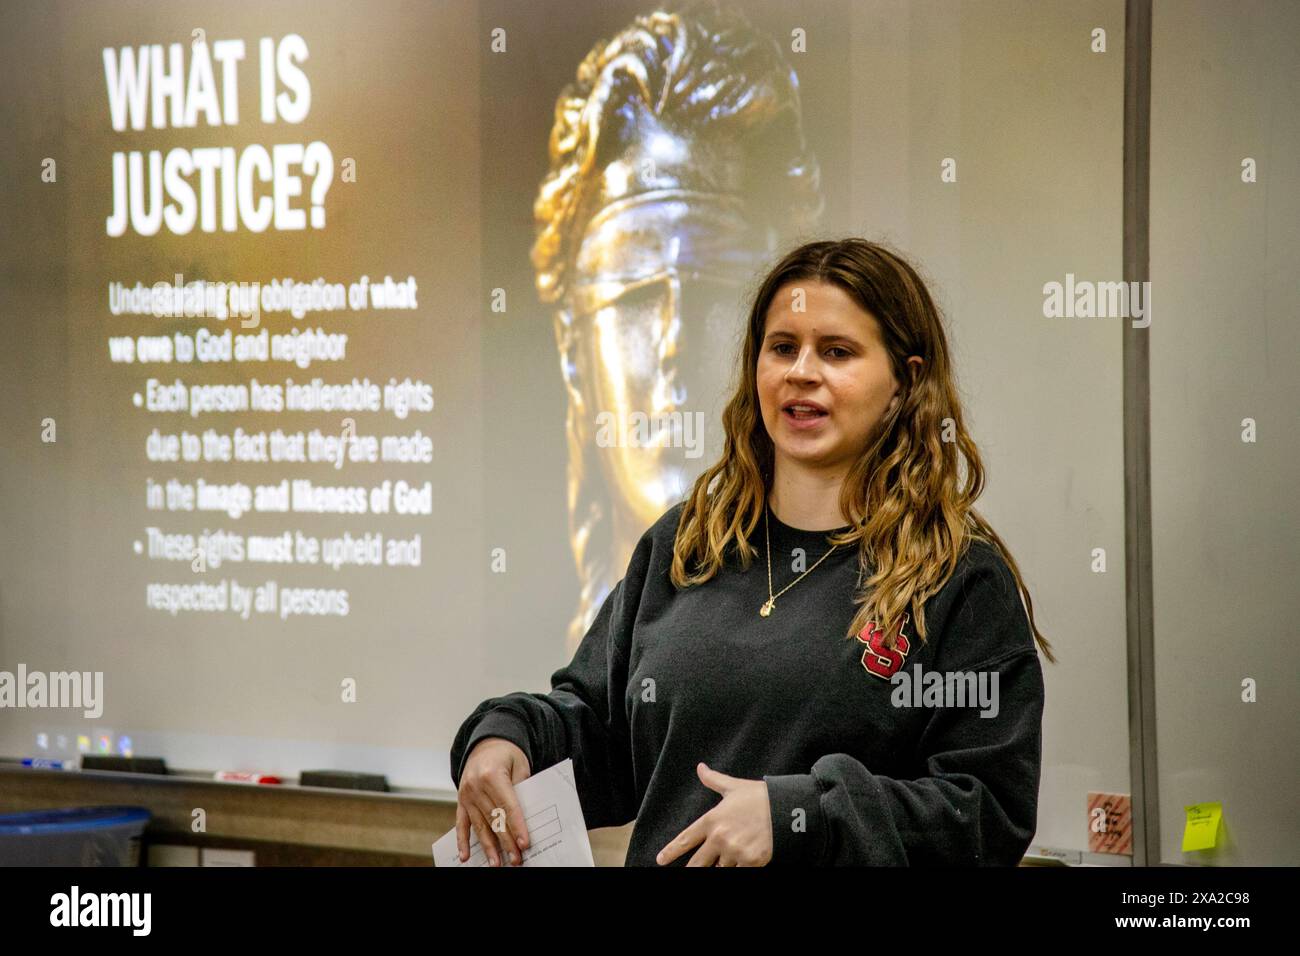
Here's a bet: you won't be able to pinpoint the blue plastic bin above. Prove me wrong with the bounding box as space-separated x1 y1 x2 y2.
0 806 150 866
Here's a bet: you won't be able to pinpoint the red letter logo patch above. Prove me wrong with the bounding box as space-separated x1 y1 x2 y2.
857 613 911 680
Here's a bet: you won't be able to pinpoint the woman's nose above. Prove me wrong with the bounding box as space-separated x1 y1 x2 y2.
786 348 820 381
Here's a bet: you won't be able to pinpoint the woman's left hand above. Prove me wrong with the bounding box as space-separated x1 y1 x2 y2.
656 762 773 866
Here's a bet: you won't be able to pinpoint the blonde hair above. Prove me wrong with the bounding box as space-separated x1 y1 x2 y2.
669 237 1056 664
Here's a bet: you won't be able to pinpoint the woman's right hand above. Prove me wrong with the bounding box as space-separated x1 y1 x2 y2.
455 737 532 866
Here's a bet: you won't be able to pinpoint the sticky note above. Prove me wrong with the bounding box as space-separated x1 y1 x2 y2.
1087 792 1132 854
1181 802 1222 852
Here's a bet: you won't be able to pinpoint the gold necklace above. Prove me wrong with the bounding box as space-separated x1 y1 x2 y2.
759 503 840 617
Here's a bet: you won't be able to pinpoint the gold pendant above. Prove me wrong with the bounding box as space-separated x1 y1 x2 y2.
760 598 774 617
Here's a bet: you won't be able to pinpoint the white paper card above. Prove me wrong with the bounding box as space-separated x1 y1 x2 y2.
432 758 595 867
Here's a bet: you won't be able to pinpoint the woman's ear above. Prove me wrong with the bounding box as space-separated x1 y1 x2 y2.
888 357 923 413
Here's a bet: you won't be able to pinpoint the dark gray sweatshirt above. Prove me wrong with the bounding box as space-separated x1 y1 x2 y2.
450 500 1045 866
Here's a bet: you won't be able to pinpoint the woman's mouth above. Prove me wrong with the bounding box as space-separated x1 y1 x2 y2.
782 404 829 428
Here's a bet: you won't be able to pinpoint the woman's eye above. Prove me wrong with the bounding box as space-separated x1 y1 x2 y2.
772 343 851 358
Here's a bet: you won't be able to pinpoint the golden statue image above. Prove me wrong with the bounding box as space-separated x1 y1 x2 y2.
530 0 824 652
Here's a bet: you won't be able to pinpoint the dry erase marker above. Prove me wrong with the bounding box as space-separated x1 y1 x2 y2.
22 758 66 769
214 771 283 784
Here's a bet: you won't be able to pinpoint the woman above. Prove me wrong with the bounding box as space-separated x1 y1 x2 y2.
451 237 1054 867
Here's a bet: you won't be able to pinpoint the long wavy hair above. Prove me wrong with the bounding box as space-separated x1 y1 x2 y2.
669 237 1056 663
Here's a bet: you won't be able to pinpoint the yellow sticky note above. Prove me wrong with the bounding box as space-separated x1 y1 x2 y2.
1182 802 1222 852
